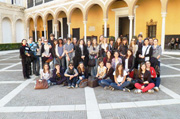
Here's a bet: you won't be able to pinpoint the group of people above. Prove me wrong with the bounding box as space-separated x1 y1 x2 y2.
169 37 180 50
20 33 162 93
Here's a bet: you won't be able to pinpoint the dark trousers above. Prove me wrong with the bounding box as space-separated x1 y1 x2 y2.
33 56 39 75
67 77 77 86
49 77 67 85
42 57 49 68
21 59 30 78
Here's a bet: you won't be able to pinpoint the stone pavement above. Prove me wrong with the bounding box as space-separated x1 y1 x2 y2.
0 50 180 119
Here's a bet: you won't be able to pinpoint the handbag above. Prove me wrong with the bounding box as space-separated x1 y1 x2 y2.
88 58 96 67
79 79 88 88
34 79 49 89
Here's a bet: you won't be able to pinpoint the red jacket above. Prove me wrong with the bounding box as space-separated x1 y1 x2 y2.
149 67 156 78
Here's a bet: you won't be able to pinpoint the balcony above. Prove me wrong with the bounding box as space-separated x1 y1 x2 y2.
27 0 53 8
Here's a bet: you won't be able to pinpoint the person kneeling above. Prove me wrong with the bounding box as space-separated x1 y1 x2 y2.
76 62 88 88
110 63 130 92
134 62 155 94
99 61 114 90
64 63 78 89
49 64 66 85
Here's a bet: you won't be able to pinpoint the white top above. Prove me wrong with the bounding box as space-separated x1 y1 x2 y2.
113 70 127 83
79 45 83 55
101 43 108 51
125 59 129 72
42 44 50 57
97 66 106 77
40 70 51 80
142 45 151 61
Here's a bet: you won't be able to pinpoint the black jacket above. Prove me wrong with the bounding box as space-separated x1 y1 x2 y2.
120 44 128 56
48 38 56 58
103 67 114 82
73 45 89 68
122 56 134 72
135 70 151 84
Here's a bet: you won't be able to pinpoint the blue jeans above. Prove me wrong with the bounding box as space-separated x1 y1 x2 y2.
98 79 113 88
67 77 77 87
110 81 130 90
150 78 161 87
76 75 85 85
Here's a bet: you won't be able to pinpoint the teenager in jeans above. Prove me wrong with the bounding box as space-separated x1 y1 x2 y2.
76 62 88 88
40 63 52 85
110 63 130 92
36 38 43 75
99 61 114 89
64 62 78 89
111 51 122 70
64 38 74 67
134 62 155 93
55 38 65 70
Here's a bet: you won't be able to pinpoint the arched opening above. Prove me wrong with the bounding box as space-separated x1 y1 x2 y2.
45 13 54 39
56 11 68 39
107 0 128 39
29 18 34 41
2 17 12 43
165 0 180 49
135 0 161 42
71 8 83 40
86 4 103 42
16 19 24 43
36 16 44 39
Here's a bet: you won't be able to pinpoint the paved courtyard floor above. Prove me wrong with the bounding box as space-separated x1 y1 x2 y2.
0 50 180 119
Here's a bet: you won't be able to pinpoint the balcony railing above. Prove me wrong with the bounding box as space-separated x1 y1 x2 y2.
27 0 53 8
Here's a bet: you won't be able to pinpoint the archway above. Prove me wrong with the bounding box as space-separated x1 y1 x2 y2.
36 16 44 39
16 19 24 43
56 11 67 38
2 17 12 43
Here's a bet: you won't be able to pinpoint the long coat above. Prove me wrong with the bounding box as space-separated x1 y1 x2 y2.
73 45 89 68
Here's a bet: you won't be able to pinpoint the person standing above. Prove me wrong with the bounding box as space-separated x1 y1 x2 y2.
36 38 43 75
20 39 31 79
48 33 57 69
64 38 74 67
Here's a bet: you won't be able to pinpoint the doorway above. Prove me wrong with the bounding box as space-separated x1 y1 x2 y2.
73 28 80 40
118 17 129 38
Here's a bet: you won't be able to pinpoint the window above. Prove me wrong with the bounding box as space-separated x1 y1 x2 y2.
27 0 34 8
146 19 157 38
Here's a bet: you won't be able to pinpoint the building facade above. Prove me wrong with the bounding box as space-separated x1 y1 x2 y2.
0 0 179 51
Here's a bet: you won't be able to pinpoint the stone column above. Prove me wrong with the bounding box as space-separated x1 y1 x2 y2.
83 21 87 43
67 22 71 38
128 16 134 43
54 24 58 39
33 0 35 6
43 25 46 39
34 26 37 42
104 19 108 37
161 12 167 52
12 21 16 43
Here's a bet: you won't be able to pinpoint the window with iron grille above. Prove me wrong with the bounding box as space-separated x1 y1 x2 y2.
45 0 53 3
35 0 43 5
146 19 157 38
27 0 33 8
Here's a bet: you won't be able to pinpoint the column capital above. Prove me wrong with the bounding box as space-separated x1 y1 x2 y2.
83 21 87 24
67 23 71 25
103 19 108 22
34 26 37 29
161 12 167 18
54 24 58 26
43 25 47 28
128 16 134 20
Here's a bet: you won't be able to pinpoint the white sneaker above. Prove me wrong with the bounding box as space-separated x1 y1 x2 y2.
154 87 159 92
75 84 78 88
148 89 154 93
134 89 142 94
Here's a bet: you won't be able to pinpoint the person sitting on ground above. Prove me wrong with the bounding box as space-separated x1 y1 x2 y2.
40 63 52 86
146 61 160 92
76 62 89 88
96 60 107 80
110 63 130 92
134 62 155 94
49 64 66 85
99 61 114 90
64 62 78 89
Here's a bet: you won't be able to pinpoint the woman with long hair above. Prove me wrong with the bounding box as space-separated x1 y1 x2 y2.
110 63 130 91
89 38 99 77
103 50 113 65
134 62 155 93
120 37 128 59
73 39 89 68
76 62 89 87
129 37 138 57
114 37 121 51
